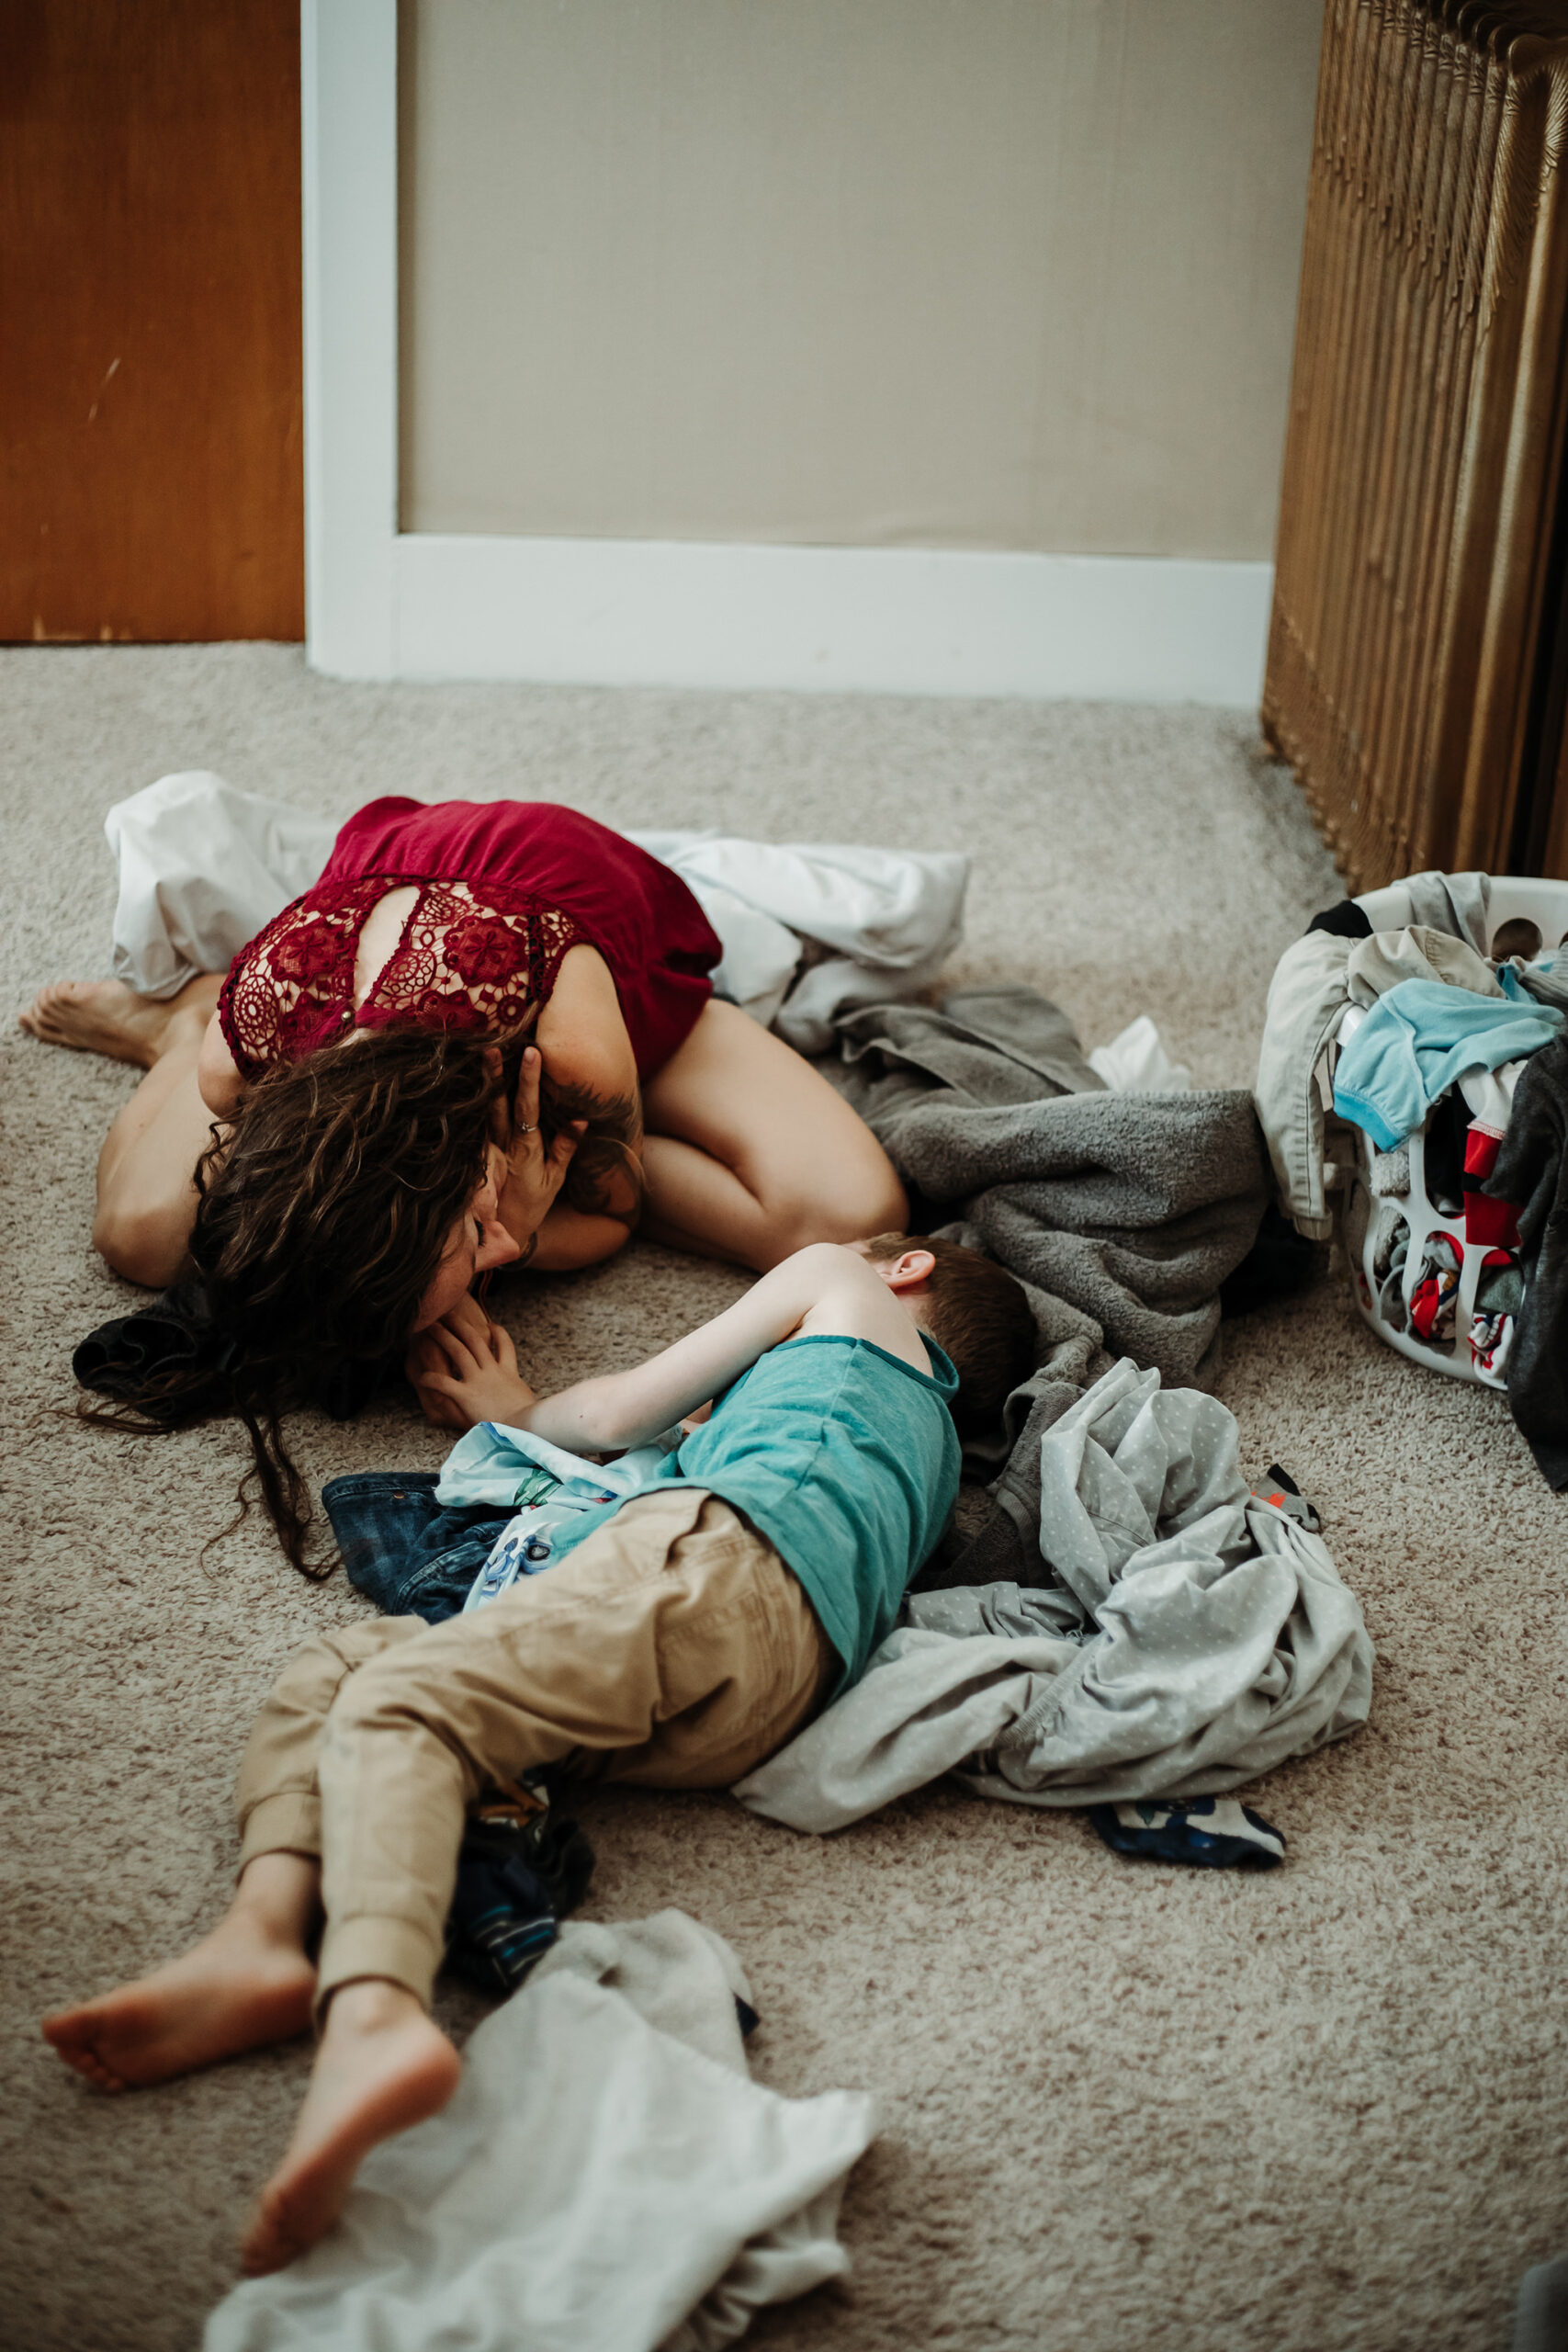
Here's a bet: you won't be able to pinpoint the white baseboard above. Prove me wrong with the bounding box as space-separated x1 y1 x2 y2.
356 535 1270 705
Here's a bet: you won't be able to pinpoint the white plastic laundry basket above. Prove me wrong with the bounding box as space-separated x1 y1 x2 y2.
1340 874 1568 1387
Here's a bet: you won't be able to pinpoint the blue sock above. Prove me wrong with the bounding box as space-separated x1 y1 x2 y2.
1089 1796 1285 1870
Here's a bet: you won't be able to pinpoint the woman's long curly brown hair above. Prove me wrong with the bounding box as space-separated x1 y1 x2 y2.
83 1026 508 1577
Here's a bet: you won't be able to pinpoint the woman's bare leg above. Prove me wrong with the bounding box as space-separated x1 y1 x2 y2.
640 999 908 1270
18 973 225 1285
21 971 211 1063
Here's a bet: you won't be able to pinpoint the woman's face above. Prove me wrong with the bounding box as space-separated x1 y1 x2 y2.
412 1145 521 1331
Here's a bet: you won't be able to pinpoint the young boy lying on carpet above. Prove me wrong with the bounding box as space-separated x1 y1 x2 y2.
43 1231 1033 2276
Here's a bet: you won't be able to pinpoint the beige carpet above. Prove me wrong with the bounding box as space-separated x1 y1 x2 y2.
3 645 1564 2352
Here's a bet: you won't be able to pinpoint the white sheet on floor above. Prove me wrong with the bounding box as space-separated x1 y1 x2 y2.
107 771 337 1001
104 774 966 1046
626 829 968 1051
735 1359 1373 1830
204 1910 876 2352
1085 1014 1192 1093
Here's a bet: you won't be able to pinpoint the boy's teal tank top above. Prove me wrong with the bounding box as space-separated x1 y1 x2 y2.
547 1331 962 1691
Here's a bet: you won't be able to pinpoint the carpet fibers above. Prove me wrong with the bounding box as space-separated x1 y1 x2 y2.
2 646 1564 2352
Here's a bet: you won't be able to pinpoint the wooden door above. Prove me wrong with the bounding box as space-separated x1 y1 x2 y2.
0 0 303 641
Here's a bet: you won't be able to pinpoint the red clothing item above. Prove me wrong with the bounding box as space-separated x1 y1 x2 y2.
219 798 720 1081
1462 1123 1522 1250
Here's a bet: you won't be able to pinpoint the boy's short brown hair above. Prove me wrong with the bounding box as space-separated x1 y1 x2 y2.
861 1231 1036 1436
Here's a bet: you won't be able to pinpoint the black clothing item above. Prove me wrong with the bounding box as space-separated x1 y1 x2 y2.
1088 1797 1285 1870
446 1795 596 1996
1484 1035 1568 1487
74 1276 388 1423
1422 1088 1472 1216
73 1276 242 1417
1306 898 1373 940
1219 1204 1327 1317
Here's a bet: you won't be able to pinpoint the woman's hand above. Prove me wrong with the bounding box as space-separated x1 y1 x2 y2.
405 1294 539 1431
496 1045 585 1250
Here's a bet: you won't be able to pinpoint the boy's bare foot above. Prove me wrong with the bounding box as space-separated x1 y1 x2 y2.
42 1851 320 2091
242 1981 460 2276
18 970 221 1067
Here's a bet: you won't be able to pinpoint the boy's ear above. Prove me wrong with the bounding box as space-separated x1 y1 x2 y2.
873 1248 936 1292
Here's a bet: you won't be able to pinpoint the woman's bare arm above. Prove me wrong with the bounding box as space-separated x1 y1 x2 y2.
532 944 645 1222
196 1009 246 1119
527 1202 635 1272
535 944 639 1101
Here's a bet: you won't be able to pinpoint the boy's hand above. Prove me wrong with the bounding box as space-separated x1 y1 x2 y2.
405 1295 540 1431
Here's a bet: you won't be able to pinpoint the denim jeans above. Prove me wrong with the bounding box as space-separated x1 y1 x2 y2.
321 1471 513 1624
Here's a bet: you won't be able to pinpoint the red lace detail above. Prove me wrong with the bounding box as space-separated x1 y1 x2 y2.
219 875 583 1079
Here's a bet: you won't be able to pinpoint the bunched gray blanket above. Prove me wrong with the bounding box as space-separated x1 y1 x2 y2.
827 988 1269 1387
823 987 1272 1587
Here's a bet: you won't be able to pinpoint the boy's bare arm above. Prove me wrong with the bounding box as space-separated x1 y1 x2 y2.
409 1242 909 1444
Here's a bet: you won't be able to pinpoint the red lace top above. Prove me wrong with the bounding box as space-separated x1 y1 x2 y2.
218 796 721 1083
219 875 582 1080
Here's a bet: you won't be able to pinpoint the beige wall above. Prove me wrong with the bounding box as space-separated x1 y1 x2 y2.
399 0 1320 560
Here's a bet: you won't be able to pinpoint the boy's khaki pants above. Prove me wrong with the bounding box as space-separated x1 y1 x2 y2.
235 1488 836 2012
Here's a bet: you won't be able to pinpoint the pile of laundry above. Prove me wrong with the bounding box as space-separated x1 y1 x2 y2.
1256 870 1568 1487
736 1356 1372 1833
818 985 1274 1395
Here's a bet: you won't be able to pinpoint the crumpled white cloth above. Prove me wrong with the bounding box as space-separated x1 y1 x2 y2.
204 1911 876 2352
103 774 966 1050
626 829 967 1050
735 1360 1373 1830
433 1418 682 1606
433 1415 676 1513
107 772 338 1001
1086 1013 1192 1093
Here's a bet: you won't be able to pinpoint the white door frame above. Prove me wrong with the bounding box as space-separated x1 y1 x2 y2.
299 0 1272 702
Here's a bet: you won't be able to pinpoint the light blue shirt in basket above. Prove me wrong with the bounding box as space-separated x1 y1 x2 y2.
1332 978 1562 1151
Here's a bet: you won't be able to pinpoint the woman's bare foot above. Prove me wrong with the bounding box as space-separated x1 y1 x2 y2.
18 969 221 1067
242 1981 460 2275
42 1851 320 2092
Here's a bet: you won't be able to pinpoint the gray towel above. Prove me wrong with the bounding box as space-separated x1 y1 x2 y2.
828 988 1269 1387
825 988 1271 1587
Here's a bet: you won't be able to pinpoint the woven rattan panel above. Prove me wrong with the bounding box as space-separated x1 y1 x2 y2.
1265 1 1568 888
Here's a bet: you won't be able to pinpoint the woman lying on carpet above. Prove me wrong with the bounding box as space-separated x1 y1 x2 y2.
18 797 906 1570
